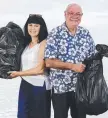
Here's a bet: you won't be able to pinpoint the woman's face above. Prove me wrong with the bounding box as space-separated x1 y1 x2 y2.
28 23 41 37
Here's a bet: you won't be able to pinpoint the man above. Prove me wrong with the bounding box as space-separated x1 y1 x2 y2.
44 3 95 118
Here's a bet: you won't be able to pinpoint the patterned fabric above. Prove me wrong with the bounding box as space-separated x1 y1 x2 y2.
44 23 95 93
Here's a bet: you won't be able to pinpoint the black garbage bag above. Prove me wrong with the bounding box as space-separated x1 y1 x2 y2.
96 44 108 57
76 44 108 115
0 22 24 79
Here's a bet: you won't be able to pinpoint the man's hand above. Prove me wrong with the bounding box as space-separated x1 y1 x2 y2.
71 63 86 73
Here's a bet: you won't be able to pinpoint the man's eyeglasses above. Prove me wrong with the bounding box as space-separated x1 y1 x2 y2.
67 12 83 17
29 14 42 17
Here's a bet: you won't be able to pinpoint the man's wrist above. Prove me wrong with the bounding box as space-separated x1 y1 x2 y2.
68 63 75 70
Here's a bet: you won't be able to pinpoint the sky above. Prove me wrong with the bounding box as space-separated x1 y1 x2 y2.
0 0 108 13
0 0 108 30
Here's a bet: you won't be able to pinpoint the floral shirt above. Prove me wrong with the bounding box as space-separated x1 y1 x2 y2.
44 23 95 93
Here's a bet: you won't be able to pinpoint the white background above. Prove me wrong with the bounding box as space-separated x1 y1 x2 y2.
0 0 108 118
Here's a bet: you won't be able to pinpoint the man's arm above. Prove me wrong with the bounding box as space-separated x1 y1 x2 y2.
45 58 71 69
45 58 85 73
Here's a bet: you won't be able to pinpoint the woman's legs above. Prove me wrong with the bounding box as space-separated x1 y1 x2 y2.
17 79 51 118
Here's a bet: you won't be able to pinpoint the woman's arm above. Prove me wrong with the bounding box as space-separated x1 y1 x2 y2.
10 40 46 78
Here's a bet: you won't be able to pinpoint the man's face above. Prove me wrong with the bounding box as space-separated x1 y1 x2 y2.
65 5 83 28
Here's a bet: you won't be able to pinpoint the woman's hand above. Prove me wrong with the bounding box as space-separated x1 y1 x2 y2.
9 71 21 78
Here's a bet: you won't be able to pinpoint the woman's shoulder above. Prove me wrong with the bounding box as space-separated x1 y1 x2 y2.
39 40 46 53
40 39 46 47
40 39 46 44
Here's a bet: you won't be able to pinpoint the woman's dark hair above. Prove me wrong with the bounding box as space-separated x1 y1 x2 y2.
24 15 48 46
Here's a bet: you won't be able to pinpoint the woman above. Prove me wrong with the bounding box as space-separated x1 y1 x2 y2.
9 14 51 118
